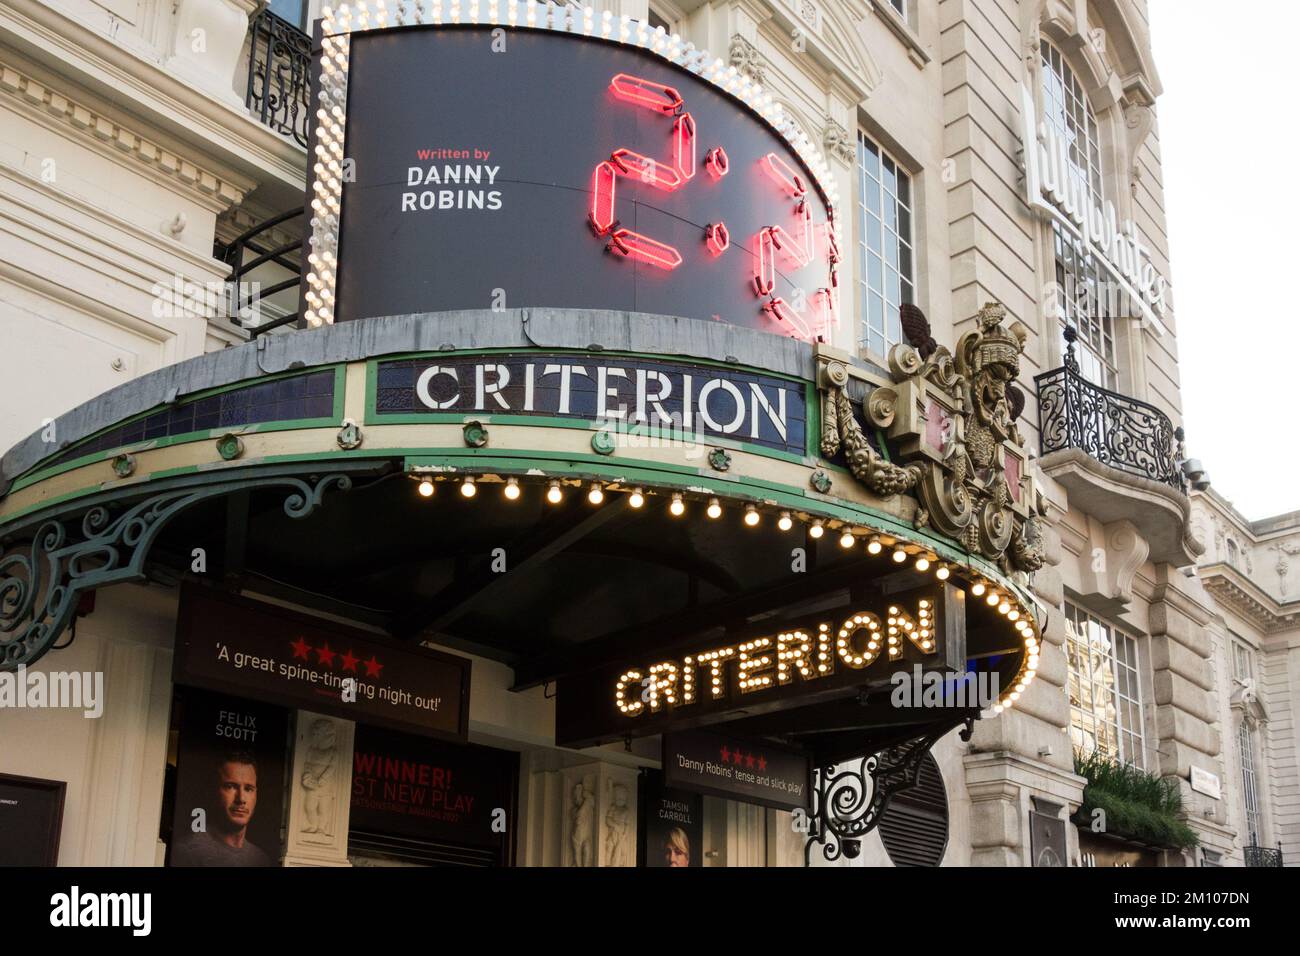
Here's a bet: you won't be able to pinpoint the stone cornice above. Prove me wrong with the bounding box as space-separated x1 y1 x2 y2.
0 56 250 213
0 0 305 202
1200 562 1300 635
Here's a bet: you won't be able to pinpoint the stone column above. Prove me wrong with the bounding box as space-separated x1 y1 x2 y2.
282 711 355 867
963 480 1087 865
1148 569 1235 862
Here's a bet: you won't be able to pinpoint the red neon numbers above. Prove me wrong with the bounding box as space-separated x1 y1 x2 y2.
590 73 697 270
752 152 838 340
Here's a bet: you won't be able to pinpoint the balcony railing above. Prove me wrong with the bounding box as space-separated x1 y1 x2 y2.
216 208 305 337
1035 328 1186 492
1243 844 1283 867
246 10 311 147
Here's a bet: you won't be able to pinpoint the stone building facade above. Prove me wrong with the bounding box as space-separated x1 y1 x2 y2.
0 0 1287 866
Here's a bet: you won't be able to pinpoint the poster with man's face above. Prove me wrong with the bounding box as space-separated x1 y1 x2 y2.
168 688 288 867
638 771 703 868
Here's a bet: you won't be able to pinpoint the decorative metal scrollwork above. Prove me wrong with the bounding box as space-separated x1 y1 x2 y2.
245 10 312 147
804 729 945 865
0 473 352 670
1035 345 1185 491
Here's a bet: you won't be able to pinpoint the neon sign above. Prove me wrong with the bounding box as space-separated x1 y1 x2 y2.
588 72 838 341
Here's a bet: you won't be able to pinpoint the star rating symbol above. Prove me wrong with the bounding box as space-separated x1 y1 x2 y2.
363 655 384 678
340 649 359 673
290 637 311 661
744 752 755 769
757 755 767 772
720 745 731 764
315 642 337 667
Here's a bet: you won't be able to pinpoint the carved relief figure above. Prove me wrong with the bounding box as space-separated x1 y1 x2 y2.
1272 540 1300 596
569 777 596 866
604 782 631 866
300 718 337 836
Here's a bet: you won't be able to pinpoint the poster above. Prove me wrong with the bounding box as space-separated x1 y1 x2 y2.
0 774 66 866
349 723 517 858
174 585 470 741
638 771 703 868
168 688 289 867
663 730 811 813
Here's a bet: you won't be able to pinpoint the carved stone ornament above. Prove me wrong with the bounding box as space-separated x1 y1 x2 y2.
815 302 1047 576
729 34 767 86
822 118 856 166
336 420 363 450
462 420 489 448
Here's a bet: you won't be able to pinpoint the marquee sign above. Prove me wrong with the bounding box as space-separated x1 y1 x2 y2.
307 13 840 342
556 582 967 746
374 353 808 455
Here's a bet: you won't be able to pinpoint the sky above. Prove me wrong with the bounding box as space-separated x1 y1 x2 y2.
1149 1 1300 521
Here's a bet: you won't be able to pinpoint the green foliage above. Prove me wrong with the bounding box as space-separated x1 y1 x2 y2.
1073 750 1199 850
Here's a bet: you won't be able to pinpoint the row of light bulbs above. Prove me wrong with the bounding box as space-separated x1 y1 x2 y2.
412 472 1042 714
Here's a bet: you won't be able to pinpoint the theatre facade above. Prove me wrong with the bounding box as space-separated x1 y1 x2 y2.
0 0 1285 867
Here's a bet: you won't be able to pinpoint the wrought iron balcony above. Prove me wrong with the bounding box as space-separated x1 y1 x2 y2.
1243 844 1283 867
1035 328 1186 492
216 208 305 336
245 10 311 147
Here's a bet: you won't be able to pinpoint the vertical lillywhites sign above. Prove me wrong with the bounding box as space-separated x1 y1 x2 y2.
1020 85 1170 335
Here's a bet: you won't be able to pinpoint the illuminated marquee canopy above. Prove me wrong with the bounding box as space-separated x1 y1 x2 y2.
306 5 842 342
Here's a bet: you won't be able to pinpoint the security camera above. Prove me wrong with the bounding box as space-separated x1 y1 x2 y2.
841 839 862 860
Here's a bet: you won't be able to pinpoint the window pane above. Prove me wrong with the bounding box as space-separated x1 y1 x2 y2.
857 133 913 356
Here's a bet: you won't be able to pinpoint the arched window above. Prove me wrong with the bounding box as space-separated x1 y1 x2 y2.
1040 40 1117 389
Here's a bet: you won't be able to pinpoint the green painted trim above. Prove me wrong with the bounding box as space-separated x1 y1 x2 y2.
371 410 810 466
804 381 819 459
11 367 347 492
0 442 1027 601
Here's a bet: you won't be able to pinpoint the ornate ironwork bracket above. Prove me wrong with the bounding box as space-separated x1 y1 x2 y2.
804 727 947 865
0 473 353 670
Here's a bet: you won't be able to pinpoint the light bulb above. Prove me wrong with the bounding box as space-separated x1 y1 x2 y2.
915 557 930 572
971 582 986 597
417 479 434 498
547 481 563 504
936 565 950 580
866 536 882 555
504 478 520 500
809 520 825 539
707 498 722 519
892 548 907 563
744 505 760 527
670 494 685 516
839 531 855 549
778 512 793 531
588 484 604 505
460 477 476 497
628 488 644 508
986 592 1000 606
